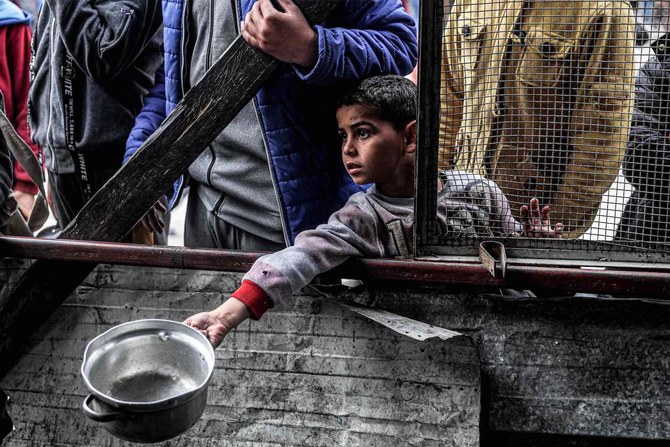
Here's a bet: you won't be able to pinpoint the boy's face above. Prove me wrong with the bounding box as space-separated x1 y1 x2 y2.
336 104 416 197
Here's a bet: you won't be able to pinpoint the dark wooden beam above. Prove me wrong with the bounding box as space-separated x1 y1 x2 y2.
0 0 340 375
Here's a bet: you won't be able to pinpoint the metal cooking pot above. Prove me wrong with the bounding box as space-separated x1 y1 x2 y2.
81 319 215 443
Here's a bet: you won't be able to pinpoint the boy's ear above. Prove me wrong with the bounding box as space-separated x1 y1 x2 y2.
404 120 417 154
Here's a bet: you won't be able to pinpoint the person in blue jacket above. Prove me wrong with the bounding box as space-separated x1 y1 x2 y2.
125 0 418 251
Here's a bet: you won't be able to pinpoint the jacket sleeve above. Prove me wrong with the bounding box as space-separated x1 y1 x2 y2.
243 200 384 306
293 0 418 85
7 24 40 195
124 64 166 164
44 0 162 81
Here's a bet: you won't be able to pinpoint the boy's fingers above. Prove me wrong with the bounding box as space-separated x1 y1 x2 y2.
520 204 529 219
520 204 532 235
541 205 551 226
530 198 542 227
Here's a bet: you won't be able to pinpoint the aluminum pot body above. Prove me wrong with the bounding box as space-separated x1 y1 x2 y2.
83 388 208 443
81 319 215 443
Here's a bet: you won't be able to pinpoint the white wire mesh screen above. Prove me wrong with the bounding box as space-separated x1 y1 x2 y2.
431 0 670 255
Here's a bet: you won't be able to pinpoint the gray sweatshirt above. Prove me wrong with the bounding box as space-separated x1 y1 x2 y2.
244 171 522 307
184 0 283 244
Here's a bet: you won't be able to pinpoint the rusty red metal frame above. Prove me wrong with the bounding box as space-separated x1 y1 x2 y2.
0 236 668 298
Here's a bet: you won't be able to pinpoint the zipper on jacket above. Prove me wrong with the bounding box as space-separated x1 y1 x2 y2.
205 145 215 187
180 0 189 96
252 96 291 246
236 0 291 245
206 0 215 68
203 0 217 188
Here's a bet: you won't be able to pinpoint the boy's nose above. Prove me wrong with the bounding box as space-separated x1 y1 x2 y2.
342 139 356 155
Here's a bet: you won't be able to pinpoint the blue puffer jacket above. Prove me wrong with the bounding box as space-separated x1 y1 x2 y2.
125 0 418 244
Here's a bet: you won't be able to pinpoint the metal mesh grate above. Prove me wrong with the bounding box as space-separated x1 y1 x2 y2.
418 0 670 261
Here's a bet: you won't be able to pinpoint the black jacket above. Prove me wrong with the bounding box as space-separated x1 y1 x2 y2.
616 34 670 245
29 0 163 175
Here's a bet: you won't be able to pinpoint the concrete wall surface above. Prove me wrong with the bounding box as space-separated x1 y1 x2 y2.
346 283 670 441
1 259 668 445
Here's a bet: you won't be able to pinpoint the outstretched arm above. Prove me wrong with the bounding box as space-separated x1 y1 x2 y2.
185 199 384 347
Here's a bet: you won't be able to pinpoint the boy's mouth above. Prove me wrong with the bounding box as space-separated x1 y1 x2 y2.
345 162 362 175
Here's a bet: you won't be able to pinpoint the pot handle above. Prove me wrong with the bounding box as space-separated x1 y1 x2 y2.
82 394 124 422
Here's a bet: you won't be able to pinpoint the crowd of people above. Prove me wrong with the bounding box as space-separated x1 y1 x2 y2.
0 0 667 344
1 0 419 245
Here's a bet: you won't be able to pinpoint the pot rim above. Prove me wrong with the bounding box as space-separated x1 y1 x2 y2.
81 319 215 411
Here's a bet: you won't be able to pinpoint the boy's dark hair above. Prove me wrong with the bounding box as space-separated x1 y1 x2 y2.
336 75 416 129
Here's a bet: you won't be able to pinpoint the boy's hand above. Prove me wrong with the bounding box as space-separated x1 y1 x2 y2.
519 198 564 238
184 298 251 348
184 312 230 349
241 0 318 68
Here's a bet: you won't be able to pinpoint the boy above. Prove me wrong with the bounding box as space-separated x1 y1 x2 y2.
186 76 562 348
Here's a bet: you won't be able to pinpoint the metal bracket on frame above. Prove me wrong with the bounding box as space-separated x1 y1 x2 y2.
479 241 507 279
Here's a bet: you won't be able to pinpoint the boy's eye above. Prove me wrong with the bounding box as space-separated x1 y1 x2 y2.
338 131 348 141
357 129 370 138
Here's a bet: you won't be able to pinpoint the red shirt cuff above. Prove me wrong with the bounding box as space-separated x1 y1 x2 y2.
230 280 273 320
